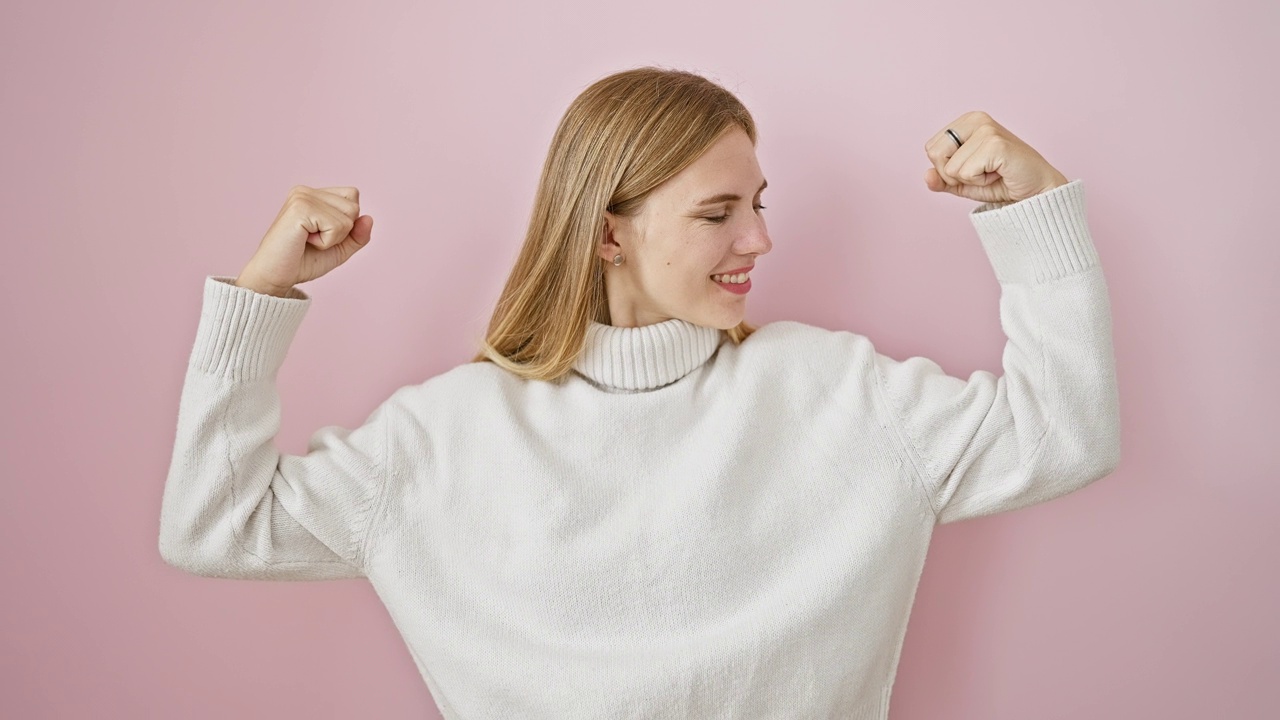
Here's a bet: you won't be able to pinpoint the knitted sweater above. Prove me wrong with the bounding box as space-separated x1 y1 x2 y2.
159 178 1120 719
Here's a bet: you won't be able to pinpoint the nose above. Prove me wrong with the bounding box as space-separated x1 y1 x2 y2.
740 216 772 257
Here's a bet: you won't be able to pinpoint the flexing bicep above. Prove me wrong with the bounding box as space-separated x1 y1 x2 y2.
873 180 1121 525
158 276 393 580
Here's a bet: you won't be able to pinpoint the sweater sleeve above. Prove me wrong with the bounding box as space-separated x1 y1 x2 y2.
872 179 1121 525
158 275 396 580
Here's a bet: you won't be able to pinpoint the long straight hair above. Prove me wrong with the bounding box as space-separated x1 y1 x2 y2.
469 66 760 382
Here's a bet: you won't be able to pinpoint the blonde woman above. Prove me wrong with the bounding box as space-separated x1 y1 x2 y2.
159 66 1120 719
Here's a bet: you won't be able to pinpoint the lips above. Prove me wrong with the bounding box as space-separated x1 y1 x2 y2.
712 275 752 294
710 265 754 276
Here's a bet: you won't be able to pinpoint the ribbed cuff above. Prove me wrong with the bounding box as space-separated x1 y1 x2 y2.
968 178 1099 285
188 275 312 381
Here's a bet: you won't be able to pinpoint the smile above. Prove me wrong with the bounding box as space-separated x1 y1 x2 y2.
711 274 752 294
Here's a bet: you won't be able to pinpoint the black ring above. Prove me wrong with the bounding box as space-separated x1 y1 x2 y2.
946 128 964 148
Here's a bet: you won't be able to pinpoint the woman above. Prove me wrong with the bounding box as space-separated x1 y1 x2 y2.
159 66 1120 719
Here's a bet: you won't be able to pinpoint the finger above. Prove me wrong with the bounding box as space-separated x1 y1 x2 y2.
298 202 354 250
317 186 360 203
926 168 969 197
940 132 978 185
311 186 362 221
924 112 991 186
942 132 996 186
925 126 972 186
934 111 995 146
952 139 1007 188
289 185 360 223
924 167 950 192
319 210 372 250
925 133 961 186
313 216 374 272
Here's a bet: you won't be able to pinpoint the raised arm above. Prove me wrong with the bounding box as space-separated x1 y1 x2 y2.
158 276 398 579
874 178 1121 524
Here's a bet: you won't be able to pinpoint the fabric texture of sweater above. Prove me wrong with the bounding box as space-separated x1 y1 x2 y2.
159 178 1120 719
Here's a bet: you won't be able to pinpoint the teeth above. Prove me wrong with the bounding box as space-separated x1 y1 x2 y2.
712 273 749 284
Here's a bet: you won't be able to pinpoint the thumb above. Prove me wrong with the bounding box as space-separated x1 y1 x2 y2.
924 167 951 193
924 169 1005 202
349 215 373 247
323 215 373 265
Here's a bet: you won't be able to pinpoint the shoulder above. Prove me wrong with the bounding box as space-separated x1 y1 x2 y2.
389 360 516 407
738 319 877 360
718 319 882 394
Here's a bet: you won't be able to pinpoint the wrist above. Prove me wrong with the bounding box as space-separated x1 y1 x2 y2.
1041 170 1070 193
233 271 295 298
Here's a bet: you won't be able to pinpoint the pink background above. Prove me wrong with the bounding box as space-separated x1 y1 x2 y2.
3 0 1276 717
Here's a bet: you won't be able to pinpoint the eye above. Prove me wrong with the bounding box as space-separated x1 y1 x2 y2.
704 205 766 224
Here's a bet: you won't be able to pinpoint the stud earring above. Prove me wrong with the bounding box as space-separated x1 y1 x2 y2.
613 253 625 266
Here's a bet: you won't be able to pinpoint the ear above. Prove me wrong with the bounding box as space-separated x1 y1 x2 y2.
597 210 623 263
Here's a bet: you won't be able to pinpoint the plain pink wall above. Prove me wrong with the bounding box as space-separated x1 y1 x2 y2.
2 0 1275 717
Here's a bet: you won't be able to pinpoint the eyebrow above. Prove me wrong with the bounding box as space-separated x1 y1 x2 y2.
694 178 768 206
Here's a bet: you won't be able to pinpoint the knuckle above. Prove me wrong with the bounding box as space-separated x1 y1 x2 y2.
327 186 358 204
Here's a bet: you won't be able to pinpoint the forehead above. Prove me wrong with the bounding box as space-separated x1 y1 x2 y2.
663 128 762 197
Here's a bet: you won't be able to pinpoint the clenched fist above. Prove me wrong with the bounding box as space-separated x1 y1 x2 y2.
924 111 1070 204
235 185 374 297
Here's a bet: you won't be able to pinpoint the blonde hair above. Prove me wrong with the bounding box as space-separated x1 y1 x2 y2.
470 65 760 382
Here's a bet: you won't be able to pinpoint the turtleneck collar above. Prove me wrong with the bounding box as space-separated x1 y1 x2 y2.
572 317 725 392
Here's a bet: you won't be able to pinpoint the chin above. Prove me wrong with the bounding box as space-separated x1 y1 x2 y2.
675 293 746 329
695 310 745 330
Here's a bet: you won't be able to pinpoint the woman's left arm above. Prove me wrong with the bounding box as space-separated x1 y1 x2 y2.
873 113 1120 525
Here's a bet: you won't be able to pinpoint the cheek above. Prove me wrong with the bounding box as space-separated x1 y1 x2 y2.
657 234 722 288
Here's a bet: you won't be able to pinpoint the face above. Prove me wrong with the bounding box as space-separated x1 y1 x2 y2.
598 126 772 329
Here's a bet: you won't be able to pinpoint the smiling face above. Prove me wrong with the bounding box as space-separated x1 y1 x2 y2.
598 127 773 329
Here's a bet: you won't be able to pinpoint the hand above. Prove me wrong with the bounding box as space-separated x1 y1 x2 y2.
236 185 374 296
923 111 1069 204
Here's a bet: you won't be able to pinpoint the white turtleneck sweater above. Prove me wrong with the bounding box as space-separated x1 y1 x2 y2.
159 178 1120 719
